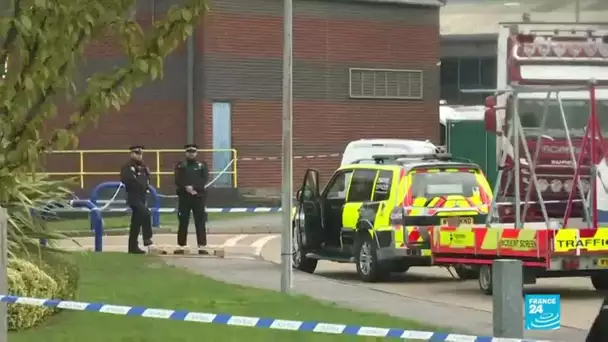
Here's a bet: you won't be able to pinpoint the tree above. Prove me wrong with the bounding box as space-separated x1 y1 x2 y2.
0 0 206 253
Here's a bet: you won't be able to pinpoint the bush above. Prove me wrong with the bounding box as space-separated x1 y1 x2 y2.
7 259 58 330
33 250 79 301
7 251 80 331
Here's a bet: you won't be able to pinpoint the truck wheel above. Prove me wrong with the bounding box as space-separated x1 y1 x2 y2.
454 265 479 280
355 232 388 282
292 224 317 273
478 265 493 295
591 274 608 291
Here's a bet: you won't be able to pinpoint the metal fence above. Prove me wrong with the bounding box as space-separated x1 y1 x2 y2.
43 149 238 189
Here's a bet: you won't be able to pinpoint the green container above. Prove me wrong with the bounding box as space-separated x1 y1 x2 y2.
446 119 497 189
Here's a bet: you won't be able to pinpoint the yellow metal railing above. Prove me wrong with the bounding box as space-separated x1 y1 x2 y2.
44 149 238 189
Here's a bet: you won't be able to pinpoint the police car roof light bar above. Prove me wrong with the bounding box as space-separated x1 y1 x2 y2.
371 153 447 160
370 153 461 162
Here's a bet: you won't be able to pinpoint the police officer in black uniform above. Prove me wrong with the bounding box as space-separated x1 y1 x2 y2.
120 145 154 254
174 144 209 254
587 296 608 341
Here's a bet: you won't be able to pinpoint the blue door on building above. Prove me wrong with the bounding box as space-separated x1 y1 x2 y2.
211 102 232 187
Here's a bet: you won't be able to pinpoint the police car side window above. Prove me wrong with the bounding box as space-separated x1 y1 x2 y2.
373 170 392 201
326 170 353 199
347 169 377 202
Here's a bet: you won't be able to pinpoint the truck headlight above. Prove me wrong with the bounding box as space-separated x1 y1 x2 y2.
550 179 562 192
537 178 549 192
564 180 573 193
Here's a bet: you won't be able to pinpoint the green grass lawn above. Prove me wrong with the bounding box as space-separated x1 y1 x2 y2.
9 252 447 342
46 212 272 231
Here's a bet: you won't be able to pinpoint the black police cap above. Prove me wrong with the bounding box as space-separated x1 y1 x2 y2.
129 145 145 153
184 144 198 152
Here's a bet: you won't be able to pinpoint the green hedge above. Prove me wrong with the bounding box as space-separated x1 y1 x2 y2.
33 250 79 301
8 251 80 331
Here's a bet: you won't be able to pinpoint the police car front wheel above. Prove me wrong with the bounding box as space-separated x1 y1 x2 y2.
292 224 317 274
355 233 389 282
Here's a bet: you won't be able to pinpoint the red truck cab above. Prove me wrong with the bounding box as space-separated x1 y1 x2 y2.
483 23 608 223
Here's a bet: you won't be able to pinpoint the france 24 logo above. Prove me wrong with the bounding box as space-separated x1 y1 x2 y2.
525 294 560 330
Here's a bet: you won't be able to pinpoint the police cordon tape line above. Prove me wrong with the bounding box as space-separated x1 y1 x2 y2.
51 206 281 213
0 295 547 342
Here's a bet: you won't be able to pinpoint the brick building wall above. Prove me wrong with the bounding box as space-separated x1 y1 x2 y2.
201 0 441 190
45 0 441 194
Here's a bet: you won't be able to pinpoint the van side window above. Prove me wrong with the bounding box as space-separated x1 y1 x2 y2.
347 169 377 202
325 170 353 199
373 170 393 201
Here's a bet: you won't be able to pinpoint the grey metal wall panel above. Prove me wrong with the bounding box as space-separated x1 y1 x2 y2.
441 40 497 58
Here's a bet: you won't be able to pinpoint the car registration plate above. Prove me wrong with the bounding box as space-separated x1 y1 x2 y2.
597 258 608 267
440 217 473 226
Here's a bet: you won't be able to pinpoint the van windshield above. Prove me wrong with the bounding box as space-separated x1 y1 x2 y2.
411 171 480 198
518 99 608 138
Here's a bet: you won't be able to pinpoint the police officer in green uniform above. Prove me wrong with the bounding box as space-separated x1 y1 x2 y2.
120 145 154 254
174 144 209 254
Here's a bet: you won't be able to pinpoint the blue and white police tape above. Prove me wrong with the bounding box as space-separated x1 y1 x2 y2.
0 295 546 342
51 207 282 213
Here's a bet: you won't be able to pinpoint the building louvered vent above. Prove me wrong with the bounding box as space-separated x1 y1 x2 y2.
349 68 423 100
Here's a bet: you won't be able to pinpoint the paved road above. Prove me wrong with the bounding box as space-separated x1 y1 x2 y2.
261 238 592 340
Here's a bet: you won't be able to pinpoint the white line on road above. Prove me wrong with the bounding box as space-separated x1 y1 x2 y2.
251 235 279 256
222 234 249 247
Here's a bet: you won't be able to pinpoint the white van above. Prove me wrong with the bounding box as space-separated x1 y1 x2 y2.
340 139 437 166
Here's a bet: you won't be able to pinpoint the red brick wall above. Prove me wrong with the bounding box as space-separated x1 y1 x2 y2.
201 8 440 190
43 4 440 194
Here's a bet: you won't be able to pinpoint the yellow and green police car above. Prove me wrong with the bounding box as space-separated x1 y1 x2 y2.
292 153 493 282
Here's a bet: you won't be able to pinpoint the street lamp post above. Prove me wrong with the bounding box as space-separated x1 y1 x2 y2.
280 0 294 293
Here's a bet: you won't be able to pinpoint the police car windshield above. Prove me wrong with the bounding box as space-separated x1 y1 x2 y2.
518 98 608 138
411 171 479 198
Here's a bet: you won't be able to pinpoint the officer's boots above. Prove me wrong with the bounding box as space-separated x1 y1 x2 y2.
128 246 146 254
128 236 146 254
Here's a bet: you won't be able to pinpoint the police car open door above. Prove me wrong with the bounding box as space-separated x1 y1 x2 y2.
297 169 323 250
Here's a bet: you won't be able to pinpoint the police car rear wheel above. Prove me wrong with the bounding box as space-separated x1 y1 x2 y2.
292 224 317 273
591 274 608 291
355 233 388 282
478 265 492 295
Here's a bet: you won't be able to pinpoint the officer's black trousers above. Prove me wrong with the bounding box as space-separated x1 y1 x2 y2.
587 297 608 341
177 195 207 247
128 200 153 249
